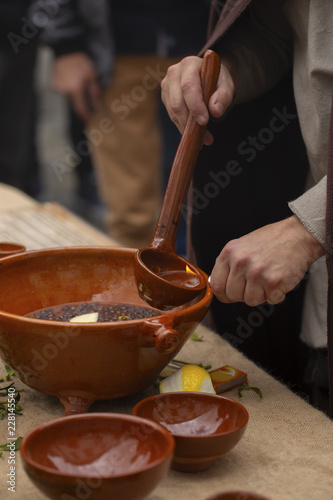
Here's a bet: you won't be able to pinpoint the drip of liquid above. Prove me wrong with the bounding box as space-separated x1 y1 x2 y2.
157 270 201 288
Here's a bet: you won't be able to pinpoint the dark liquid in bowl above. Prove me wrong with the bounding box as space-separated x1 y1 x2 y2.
27 301 161 322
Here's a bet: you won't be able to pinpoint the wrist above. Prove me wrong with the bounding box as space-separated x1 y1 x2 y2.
286 215 325 264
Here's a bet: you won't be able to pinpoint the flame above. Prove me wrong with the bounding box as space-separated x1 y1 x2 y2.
186 265 196 275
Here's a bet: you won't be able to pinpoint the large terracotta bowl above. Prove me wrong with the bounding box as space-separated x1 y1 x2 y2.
0 246 212 414
133 392 249 472
20 412 175 500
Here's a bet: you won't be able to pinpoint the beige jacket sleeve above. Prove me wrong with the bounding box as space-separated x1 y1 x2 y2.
289 177 326 246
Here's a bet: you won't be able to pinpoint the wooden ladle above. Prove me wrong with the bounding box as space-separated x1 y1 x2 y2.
135 50 220 310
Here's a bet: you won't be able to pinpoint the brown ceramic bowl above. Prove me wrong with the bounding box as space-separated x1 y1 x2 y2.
20 412 174 500
0 241 25 257
0 246 212 414
132 392 249 472
205 493 269 500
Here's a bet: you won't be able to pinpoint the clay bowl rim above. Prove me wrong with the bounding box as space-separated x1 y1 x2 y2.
20 412 175 479
0 246 213 326
0 241 26 256
132 392 249 439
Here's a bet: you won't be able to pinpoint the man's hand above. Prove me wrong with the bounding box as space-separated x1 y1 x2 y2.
51 52 102 122
161 55 237 145
210 216 325 306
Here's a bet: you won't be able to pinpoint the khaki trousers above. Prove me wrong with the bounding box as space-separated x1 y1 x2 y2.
89 55 179 248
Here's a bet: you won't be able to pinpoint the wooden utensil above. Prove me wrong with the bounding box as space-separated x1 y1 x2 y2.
135 49 220 310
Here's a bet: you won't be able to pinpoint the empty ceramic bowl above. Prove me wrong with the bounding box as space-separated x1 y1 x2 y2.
132 392 249 472
0 246 212 414
20 412 175 500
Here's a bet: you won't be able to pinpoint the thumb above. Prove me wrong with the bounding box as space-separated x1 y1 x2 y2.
208 86 234 119
208 62 236 118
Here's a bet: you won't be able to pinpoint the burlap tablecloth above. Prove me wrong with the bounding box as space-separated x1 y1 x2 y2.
0 324 332 500
0 184 332 499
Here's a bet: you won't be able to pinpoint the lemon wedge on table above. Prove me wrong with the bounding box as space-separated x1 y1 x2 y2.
159 364 216 394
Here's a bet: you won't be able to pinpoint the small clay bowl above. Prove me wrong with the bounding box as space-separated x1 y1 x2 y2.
20 413 175 500
205 492 270 500
132 392 248 472
0 241 25 258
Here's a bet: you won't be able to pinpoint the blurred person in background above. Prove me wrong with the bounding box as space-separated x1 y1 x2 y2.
0 0 40 197
39 0 211 252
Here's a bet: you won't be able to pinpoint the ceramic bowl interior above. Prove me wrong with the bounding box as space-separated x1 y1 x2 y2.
20 413 174 500
0 246 212 414
133 392 248 472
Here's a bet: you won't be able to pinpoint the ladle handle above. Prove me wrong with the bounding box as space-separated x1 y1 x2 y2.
151 49 220 252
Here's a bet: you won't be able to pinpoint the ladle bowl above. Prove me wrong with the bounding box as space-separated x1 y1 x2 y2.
135 50 220 310
135 248 208 310
0 246 212 415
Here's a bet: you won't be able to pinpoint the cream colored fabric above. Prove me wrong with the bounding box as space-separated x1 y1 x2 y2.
0 324 332 500
285 0 333 245
0 180 331 499
0 183 38 211
285 1 332 348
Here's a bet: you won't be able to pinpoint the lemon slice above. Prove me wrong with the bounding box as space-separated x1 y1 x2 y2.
69 312 99 323
159 364 216 394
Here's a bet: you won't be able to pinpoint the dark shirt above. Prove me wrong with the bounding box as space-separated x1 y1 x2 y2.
111 0 211 56
0 0 34 49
